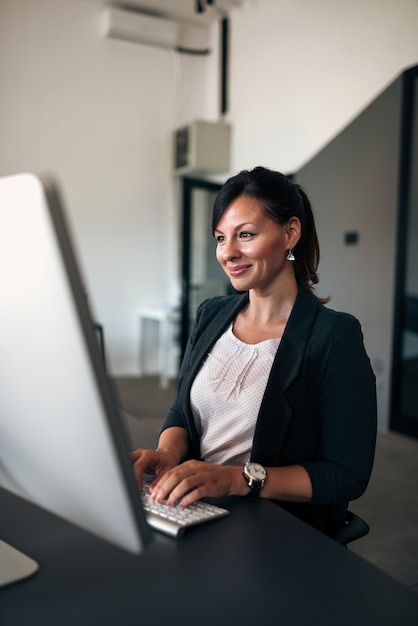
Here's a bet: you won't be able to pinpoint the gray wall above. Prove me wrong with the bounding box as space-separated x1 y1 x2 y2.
296 73 404 429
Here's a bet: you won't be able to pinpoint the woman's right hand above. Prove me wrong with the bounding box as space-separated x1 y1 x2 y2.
130 447 179 486
130 426 190 487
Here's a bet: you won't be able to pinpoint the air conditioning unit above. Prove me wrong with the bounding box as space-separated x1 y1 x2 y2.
102 7 179 49
173 120 231 175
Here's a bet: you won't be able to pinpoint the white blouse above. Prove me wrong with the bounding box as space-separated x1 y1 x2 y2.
190 324 280 466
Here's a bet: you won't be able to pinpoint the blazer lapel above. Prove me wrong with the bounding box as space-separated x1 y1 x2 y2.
178 294 249 457
186 293 249 387
251 285 320 465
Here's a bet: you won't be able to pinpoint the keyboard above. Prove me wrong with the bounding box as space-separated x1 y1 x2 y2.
141 482 230 538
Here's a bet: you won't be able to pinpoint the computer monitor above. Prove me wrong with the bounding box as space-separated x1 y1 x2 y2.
0 173 151 587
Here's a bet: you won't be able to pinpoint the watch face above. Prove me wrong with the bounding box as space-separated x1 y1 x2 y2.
246 462 266 481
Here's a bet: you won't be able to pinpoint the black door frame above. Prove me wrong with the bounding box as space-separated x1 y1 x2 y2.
390 65 418 438
180 176 222 359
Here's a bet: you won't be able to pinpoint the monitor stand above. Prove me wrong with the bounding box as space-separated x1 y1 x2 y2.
0 539 39 588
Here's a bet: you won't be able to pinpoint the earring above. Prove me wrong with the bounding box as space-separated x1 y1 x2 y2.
287 249 295 261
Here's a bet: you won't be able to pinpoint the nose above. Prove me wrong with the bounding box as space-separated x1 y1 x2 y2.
218 238 240 262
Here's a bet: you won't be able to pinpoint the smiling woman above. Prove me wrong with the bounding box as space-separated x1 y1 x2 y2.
212 166 322 297
131 166 377 538
213 196 300 335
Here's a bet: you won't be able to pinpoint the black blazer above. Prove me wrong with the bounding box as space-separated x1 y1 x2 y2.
163 283 377 534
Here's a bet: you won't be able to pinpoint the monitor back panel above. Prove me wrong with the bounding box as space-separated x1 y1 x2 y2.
0 173 150 554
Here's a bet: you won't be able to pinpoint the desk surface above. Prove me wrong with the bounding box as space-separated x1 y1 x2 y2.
1 485 418 626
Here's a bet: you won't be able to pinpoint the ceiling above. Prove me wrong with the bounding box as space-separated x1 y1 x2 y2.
92 0 248 25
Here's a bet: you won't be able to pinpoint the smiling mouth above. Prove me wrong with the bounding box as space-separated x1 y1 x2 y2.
228 265 251 277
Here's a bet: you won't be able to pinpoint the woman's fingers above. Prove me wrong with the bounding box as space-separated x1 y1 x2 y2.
149 461 233 506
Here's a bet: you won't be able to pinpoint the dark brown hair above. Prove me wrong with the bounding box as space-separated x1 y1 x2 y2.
213 166 326 297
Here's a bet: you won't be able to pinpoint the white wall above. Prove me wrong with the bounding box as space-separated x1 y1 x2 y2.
226 0 418 173
1 0 418 426
0 0 213 374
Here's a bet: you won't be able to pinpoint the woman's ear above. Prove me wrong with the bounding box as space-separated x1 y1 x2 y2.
286 216 302 248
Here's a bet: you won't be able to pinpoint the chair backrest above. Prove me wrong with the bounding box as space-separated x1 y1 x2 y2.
332 510 370 547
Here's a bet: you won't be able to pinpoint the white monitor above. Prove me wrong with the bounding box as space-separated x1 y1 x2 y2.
0 173 151 587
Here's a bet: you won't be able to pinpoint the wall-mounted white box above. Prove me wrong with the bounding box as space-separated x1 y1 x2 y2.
103 7 179 49
173 120 231 175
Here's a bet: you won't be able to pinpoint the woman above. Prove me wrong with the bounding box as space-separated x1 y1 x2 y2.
132 166 377 536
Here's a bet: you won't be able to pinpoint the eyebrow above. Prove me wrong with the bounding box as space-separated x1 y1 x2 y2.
214 222 257 234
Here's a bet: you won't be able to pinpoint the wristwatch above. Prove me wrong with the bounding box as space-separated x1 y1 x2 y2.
243 462 267 496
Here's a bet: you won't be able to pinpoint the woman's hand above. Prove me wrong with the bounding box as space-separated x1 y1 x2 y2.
131 426 190 487
148 460 247 507
131 447 179 485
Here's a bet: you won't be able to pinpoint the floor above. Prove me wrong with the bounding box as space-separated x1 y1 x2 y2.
113 375 418 594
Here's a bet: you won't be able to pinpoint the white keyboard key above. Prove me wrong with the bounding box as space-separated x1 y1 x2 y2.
141 482 230 538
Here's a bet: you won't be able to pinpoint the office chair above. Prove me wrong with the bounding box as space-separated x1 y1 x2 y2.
332 510 370 547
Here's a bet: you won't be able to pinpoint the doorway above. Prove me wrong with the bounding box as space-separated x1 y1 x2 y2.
179 176 228 358
391 66 418 438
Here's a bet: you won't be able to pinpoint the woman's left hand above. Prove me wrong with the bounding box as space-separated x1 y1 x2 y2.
148 460 246 507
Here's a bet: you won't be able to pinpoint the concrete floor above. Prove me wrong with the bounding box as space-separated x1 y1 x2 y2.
113 375 418 594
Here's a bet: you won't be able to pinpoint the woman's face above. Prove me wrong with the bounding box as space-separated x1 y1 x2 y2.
214 195 300 294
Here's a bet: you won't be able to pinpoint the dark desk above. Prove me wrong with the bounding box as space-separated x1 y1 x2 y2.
1 486 418 626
